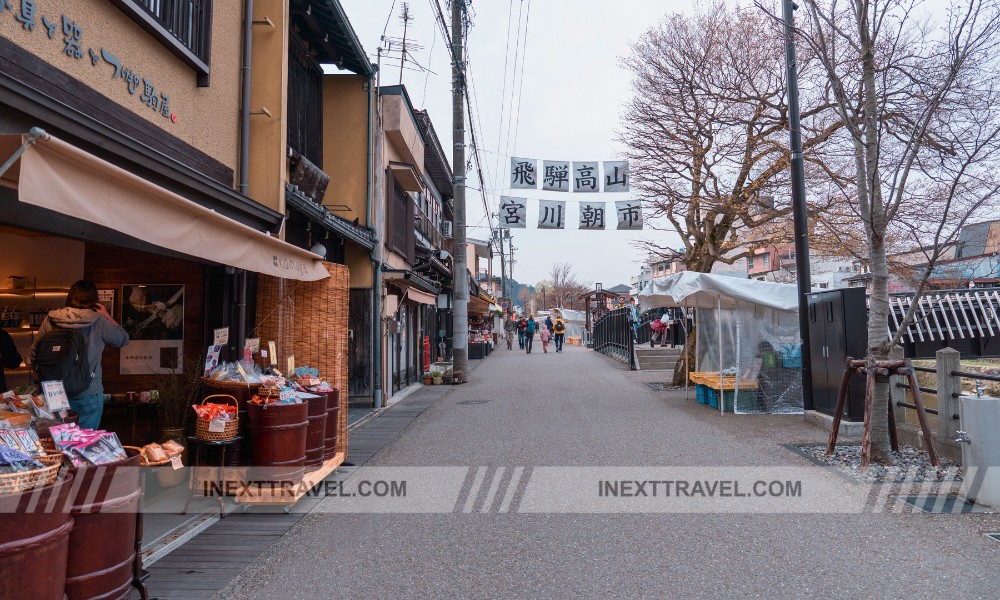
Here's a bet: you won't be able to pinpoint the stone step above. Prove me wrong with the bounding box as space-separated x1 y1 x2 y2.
638 359 678 371
635 349 682 358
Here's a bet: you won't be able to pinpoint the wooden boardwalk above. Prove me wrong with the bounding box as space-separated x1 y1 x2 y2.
135 385 450 599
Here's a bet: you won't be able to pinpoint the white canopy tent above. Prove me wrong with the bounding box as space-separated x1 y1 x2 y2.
641 272 798 312
639 272 803 414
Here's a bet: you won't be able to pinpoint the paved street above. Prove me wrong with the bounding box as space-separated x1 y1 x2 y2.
216 345 999 599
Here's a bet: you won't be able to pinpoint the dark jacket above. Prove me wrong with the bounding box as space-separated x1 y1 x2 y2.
544 317 554 332
32 307 129 398
0 329 23 393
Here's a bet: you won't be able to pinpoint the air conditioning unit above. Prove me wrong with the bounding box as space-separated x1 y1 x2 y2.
442 220 453 238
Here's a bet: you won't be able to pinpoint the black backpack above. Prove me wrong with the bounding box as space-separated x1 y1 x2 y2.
34 327 93 396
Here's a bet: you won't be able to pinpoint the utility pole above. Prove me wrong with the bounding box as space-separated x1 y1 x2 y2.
782 0 813 410
451 0 469 382
496 230 508 315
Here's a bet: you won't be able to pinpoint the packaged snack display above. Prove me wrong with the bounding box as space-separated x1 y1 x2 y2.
161 440 184 456
0 426 43 456
143 444 168 463
191 402 238 421
49 423 128 467
0 444 44 474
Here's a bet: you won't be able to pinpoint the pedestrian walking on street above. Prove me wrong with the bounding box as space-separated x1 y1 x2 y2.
525 315 536 354
540 324 551 353
544 315 554 335
553 315 567 352
517 315 527 349
504 315 516 350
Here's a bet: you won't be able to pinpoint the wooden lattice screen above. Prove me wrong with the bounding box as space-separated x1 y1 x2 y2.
254 262 350 455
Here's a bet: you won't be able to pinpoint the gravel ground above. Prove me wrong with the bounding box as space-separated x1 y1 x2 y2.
218 346 1000 599
797 444 964 483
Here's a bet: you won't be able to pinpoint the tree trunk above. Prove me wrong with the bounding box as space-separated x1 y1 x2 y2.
672 326 697 386
867 235 894 463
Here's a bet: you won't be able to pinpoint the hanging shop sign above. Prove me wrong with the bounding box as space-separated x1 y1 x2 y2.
1 0 179 123
499 197 643 231
511 158 628 192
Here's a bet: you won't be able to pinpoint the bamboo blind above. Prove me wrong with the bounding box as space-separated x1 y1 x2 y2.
255 262 350 455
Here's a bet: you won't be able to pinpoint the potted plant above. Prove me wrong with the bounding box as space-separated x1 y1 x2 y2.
423 371 433 385
431 369 443 385
151 357 203 485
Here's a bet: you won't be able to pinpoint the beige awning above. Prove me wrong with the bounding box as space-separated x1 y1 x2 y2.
2 133 329 281
405 288 437 306
388 162 422 192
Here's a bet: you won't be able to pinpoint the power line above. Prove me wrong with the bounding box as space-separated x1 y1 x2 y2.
491 0 516 210
501 0 526 190
509 0 532 161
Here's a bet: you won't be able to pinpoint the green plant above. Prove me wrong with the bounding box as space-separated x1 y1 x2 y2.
152 356 204 430
431 370 443 378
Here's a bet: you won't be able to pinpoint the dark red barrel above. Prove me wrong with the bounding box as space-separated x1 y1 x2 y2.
247 402 308 484
66 447 142 600
323 389 341 460
304 392 328 471
0 473 76 600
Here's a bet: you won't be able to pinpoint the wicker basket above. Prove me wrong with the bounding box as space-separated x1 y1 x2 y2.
36 452 66 467
200 377 260 391
194 395 240 441
0 461 61 496
123 445 171 467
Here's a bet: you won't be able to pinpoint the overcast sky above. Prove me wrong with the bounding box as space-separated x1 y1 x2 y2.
339 0 691 289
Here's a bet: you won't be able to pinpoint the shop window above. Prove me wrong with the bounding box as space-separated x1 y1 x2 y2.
387 176 415 262
287 34 324 166
111 0 213 85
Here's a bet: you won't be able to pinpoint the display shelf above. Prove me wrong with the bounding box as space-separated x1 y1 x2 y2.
2 367 31 374
235 452 345 506
0 287 70 296
2 326 40 333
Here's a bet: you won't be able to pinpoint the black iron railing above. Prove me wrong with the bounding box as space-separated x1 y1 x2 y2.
135 0 211 62
593 307 636 369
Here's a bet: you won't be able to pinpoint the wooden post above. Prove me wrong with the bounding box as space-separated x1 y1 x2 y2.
934 347 961 444
825 356 854 455
905 362 940 466
860 357 876 471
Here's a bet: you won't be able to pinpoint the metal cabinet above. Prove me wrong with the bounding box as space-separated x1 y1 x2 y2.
807 288 867 421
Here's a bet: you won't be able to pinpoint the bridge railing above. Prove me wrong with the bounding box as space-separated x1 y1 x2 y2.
593 307 637 369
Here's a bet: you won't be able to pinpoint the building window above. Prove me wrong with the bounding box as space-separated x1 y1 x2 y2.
748 255 754 269
818 282 828 289
762 253 770 268
112 0 213 85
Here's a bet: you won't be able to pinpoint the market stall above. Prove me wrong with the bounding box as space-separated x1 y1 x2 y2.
640 272 803 414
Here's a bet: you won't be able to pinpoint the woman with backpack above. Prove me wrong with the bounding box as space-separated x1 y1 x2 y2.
31 280 129 429
524 315 537 354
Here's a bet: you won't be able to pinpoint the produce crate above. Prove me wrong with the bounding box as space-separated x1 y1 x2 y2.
706 388 736 412
695 384 709 405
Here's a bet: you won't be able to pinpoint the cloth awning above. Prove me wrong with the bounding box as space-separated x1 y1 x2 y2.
405 288 437 306
1 132 329 281
640 271 798 312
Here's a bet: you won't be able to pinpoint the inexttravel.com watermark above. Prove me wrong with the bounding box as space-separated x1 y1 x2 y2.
597 478 802 498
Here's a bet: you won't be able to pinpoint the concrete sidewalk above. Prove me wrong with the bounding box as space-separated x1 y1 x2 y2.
216 345 999 599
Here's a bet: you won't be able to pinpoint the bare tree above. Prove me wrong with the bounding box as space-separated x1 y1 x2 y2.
792 0 1000 462
546 262 589 309
620 2 843 273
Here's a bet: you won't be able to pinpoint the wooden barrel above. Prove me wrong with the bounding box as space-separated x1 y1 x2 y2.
247 402 308 484
304 392 328 471
0 473 76 600
66 447 142 600
323 389 341 460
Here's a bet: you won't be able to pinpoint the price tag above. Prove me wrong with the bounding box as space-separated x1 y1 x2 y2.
260 349 268 359
268 341 277 365
208 418 226 433
40 381 70 412
287 355 295 375
213 327 229 346
204 345 222 376
170 456 183 470
243 348 253 364
245 338 260 353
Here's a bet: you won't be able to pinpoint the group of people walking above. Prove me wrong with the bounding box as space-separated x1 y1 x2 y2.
504 313 567 354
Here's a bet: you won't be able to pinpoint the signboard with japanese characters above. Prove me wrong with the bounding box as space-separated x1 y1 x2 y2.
542 161 570 192
615 201 643 230
509 158 629 192
578 202 607 230
510 158 537 190
499 196 527 229
537 200 566 229
1 0 179 123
